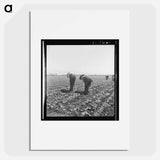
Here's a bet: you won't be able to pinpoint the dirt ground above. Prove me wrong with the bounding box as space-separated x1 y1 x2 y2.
46 75 115 117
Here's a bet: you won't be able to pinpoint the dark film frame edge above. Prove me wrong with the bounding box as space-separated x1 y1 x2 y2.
41 39 119 121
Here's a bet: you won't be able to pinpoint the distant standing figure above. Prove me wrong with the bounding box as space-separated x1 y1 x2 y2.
67 72 76 91
105 75 109 80
79 74 93 95
105 75 115 81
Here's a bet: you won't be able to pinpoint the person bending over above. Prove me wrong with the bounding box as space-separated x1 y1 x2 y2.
79 74 93 95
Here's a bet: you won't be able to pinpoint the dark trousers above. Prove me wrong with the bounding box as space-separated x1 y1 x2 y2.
84 81 92 94
69 77 76 91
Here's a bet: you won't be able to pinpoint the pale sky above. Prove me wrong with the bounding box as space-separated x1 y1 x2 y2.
47 45 114 75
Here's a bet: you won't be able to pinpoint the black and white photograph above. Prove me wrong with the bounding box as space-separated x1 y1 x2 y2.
41 40 119 120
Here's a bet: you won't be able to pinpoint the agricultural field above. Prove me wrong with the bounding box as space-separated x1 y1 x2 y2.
46 75 115 117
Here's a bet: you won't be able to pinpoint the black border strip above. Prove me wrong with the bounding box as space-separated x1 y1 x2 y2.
41 40 43 119
41 39 119 121
115 40 119 120
42 39 118 45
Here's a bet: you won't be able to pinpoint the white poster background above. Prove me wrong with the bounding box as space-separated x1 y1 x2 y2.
31 10 129 150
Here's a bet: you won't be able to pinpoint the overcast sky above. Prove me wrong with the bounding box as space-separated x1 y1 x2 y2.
47 45 114 75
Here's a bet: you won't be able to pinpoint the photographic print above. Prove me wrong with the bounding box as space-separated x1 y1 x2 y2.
41 39 119 120
31 10 129 150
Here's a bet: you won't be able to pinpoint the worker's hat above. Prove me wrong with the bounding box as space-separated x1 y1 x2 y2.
79 74 85 80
